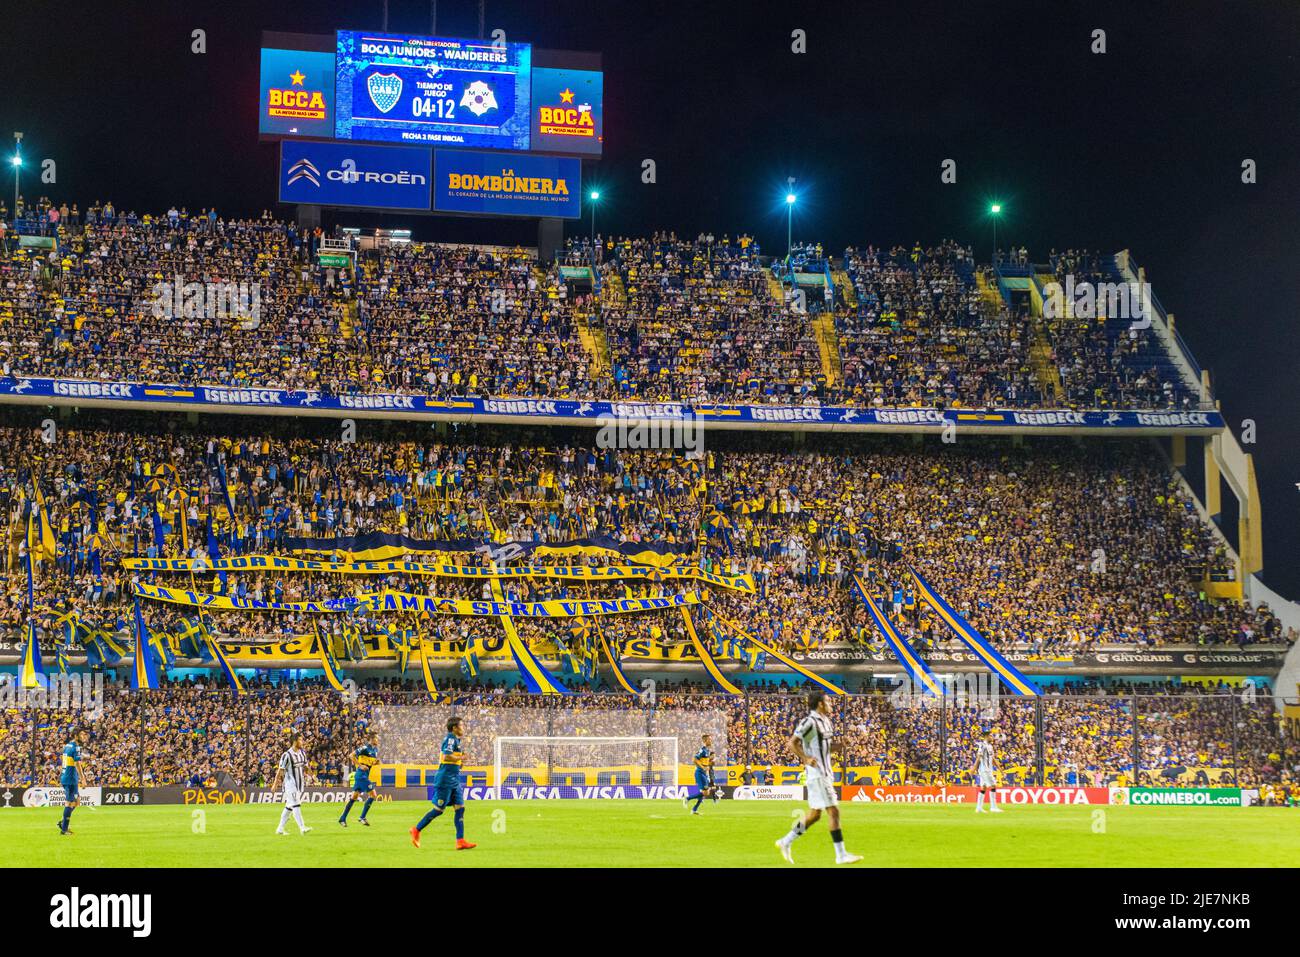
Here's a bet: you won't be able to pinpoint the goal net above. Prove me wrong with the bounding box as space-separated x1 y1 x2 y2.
375 701 727 794
493 736 679 796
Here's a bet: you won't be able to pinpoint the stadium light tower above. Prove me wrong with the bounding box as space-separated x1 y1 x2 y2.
589 190 601 245
785 177 797 256
989 202 1003 265
11 132 21 225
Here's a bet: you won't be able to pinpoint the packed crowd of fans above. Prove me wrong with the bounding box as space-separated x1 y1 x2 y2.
595 233 826 402
0 205 1284 801
0 411 1288 659
1039 251 1192 410
0 204 1201 409
838 242 1043 408
2 677 1293 793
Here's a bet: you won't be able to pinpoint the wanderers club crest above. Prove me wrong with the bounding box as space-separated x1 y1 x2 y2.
367 72 403 114
460 80 498 117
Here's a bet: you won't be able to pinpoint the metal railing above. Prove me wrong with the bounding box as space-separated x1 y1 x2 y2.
1 687 1290 790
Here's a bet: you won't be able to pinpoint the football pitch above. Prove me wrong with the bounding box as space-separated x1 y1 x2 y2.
2 801 1297 868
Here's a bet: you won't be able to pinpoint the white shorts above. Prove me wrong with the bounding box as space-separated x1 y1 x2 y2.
806 769 838 810
977 769 995 788
283 784 302 809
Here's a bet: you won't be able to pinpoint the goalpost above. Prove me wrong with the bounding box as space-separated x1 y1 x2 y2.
493 736 680 795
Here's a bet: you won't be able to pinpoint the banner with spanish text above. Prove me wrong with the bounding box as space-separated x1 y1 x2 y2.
122 555 754 592
369 589 701 618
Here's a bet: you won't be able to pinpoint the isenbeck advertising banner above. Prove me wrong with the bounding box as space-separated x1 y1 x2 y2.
278 140 432 210
530 67 603 155
433 148 580 218
0 378 1228 434
335 31 531 150
259 48 337 138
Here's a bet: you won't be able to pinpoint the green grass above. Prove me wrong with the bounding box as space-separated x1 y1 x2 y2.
1 801 1295 867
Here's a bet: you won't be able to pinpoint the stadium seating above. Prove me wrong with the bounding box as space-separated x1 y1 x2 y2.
0 411 1286 656
1 204 1293 803
0 208 1211 410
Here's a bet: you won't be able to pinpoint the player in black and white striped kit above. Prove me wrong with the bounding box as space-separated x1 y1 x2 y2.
273 732 313 835
775 691 861 865
974 736 1002 813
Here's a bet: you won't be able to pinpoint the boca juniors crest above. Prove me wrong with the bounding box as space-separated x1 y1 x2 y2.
367 72 403 113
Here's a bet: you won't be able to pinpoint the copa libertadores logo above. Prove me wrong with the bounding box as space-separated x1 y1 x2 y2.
49 887 152 938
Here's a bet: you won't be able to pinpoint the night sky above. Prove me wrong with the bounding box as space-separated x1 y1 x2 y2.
2 0 1298 596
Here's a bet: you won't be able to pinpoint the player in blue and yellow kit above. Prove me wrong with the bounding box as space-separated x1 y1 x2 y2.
409 716 476 850
59 730 90 835
339 733 380 827
684 733 721 814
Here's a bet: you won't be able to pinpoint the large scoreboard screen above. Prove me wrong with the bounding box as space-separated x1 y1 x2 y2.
334 31 531 150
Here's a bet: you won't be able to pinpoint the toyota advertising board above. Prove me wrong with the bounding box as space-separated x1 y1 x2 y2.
842 785 1112 805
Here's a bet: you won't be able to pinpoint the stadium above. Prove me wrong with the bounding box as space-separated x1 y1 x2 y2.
1 1 1299 913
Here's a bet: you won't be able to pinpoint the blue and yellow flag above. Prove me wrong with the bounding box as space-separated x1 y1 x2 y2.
205 514 228 594
417 636 440 702
909 566 1041 696
710 608 843 696
342 621 367 661
680 607 742 695
130 597 162 691
174 617 209 660
49 611 80 675
215 459 238 519
19 620 44 688
490 576 570 694
200 618 243 693
175 493 190 554
312 621 347 692
281 531 690 568
460 641 481 679
150 495 167 554
24 512 36 607
80 624 126 668
594 622 639 696
850 574 944 697
31 481 58 564
387 624 413 676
